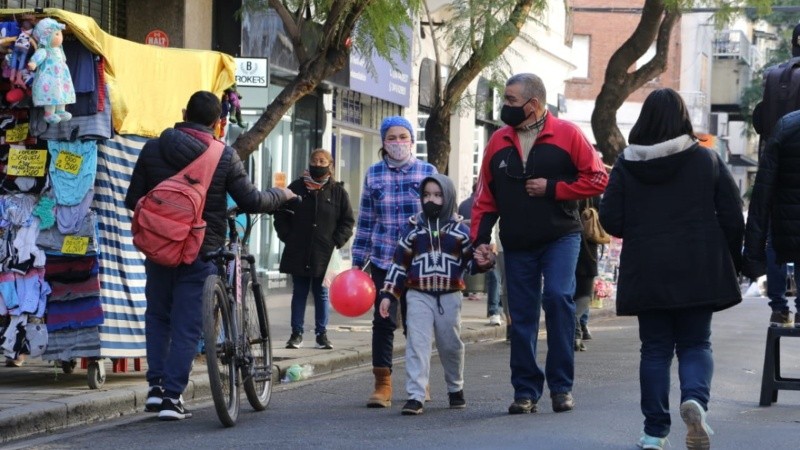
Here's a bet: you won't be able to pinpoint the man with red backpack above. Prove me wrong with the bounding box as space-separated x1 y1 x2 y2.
125 90 294 420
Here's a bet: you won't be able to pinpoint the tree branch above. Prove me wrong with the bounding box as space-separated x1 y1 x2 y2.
268 0 308 62
627 10 679 89
604 0 665 81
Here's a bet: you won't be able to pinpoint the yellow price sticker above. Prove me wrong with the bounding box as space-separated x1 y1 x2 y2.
7 148 47 177
5 123 28 143
61 236 90 255
55 151 83 175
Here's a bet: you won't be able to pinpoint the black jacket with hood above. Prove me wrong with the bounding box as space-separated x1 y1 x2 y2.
599 136 743 315
125 122 288 255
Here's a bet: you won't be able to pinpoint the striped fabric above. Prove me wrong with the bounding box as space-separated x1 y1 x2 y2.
93 135 148 357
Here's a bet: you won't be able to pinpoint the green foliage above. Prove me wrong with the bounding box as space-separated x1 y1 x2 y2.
241 0 420 73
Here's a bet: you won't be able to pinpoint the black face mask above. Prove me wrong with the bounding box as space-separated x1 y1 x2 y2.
309 165 330 179
422 201 443 219
500 98 534 127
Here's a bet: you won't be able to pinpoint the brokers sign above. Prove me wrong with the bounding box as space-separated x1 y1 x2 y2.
235 58 269 87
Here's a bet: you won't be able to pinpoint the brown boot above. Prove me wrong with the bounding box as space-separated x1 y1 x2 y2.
367 367 392 408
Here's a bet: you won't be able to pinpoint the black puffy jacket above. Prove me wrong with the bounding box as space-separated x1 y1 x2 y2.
125 122 288 254
274 178 355 277
744 110 800 277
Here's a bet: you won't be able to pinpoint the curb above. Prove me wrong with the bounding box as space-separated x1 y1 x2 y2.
1 303 616 443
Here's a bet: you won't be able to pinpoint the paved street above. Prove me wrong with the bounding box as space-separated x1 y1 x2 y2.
5 296 800 449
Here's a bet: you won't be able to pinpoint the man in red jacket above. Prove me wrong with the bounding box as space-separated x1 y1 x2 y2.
471 73 607 415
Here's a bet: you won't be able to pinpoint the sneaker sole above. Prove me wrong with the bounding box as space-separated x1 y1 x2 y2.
366 400 391 408
680 401 710 450
449 403 466 409
508 405 536 414
314 344 333 349
158 411 192 420
286 343 303 349
401 409 423 415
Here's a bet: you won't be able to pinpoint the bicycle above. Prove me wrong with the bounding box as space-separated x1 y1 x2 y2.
201 207 274 427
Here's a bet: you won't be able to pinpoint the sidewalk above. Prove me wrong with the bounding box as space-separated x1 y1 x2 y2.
0 290 615 444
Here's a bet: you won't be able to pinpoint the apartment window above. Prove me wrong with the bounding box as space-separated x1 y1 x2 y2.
571 35 590 79
416 112 429 162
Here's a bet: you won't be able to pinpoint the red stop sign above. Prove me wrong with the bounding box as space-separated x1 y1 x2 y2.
145 29 169 47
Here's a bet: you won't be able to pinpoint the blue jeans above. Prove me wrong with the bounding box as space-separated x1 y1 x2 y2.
486 268 502 316
637 308 713 439
290 275 329 336
144 258 217 399
505 232 581 401
766 235 800 311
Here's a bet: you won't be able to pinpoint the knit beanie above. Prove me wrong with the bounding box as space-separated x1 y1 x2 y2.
380 116 415 142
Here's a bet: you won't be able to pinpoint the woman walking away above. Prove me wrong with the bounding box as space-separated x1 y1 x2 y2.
352 116 437 408
599 88 743 450
275 149 355 350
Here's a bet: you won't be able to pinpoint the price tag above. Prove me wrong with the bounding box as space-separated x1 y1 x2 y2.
61 236 90 255
7 148 47 176
55 151 83 175
5 123 28 143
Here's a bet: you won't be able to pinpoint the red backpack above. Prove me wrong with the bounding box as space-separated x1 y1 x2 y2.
132 140 224 267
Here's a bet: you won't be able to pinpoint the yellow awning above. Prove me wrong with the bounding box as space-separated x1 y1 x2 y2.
1 8 236 137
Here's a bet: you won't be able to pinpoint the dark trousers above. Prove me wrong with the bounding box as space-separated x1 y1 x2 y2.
370 267 407 368
290 275 329 336
144 258 216 399
637 308 713 438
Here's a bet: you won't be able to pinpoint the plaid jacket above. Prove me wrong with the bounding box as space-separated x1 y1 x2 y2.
351 158 437 270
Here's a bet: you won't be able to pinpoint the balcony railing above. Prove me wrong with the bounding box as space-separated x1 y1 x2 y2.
713 30 752 66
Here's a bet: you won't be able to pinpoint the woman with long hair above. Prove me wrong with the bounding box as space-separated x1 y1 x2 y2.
599 88 743 450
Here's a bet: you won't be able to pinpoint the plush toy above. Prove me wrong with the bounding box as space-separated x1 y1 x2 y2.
28 18 74 124
10 14 36 88
224 86 247 128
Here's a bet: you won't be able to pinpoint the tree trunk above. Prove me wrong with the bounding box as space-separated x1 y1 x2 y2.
231 49 348 161
425 105 452 173
590 0 679 164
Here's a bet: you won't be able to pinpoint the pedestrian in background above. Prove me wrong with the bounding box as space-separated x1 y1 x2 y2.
471 73 607 415
574 196 600 352
378 174 494 415
275 149 354 350
351 116 437 408
599 88 743 450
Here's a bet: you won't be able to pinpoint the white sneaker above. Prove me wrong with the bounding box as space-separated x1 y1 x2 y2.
488 314 503 326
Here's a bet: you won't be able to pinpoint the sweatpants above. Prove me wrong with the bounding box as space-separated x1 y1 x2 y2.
405 289 465 402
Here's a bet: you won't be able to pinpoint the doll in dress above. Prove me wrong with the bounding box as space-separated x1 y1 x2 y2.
27 18 75 124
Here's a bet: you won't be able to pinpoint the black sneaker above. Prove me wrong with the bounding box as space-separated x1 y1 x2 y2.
286 332 303 349
158 396 192 420
508 398 536 414
401 399 424 415
144 385 163 412
315 333 333 349
551 392 574 413
581 323 592 340
448 390 466 409
769 310 793 328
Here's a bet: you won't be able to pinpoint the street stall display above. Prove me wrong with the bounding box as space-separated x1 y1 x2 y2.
0 8 235 388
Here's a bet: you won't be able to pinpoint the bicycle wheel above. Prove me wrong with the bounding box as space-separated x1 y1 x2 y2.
241 271 273 410
202 275 240 426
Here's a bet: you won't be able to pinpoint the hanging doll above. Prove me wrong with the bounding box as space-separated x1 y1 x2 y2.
27 18 75 124
224 86 247 128
10 14 36 88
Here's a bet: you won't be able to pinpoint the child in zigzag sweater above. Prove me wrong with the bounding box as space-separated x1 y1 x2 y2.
378 173 495 416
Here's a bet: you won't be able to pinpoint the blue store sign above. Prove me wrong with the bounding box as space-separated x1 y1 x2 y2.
349 28 412 107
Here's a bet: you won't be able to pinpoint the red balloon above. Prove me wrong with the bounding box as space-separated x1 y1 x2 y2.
329 268 376 317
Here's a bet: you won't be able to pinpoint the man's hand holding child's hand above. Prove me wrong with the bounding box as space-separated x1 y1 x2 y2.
474 243 496 270
379 297 392 318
